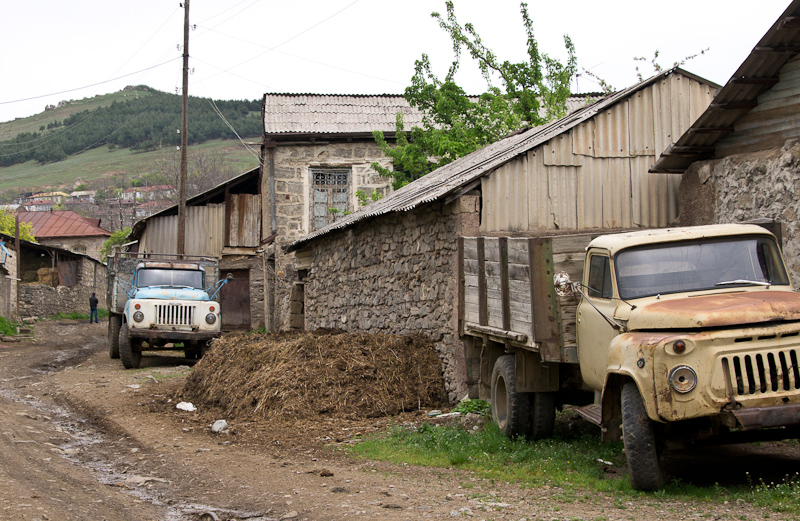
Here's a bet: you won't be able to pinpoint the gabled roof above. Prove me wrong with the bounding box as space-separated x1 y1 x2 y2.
287 68 718 253
263 93 598 140
650 0 800 173
17 211 111 238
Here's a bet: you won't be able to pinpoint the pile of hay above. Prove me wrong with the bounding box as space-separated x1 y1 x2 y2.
181 330 447 421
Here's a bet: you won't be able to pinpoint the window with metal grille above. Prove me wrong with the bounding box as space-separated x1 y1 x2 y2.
311 169 350 231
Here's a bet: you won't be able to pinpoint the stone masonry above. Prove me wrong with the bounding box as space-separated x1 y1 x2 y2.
303 196 480 402
265 141 396 331
679 138 800 286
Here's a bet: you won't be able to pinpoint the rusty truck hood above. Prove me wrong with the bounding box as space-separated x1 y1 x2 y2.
627 290 800 330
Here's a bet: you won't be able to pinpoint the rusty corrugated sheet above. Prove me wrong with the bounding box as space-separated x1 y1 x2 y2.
17 211 110 238
286 68 718 252
140 204 225 256
651 0 800 173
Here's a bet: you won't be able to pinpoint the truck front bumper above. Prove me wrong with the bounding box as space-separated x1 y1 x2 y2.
128 328 220 342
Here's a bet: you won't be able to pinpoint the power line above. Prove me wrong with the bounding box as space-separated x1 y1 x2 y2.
0 58 181 106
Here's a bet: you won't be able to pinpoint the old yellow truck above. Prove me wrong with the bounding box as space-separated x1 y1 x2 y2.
459 223 800 490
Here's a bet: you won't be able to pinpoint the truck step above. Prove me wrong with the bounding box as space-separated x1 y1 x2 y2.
575 404 602 426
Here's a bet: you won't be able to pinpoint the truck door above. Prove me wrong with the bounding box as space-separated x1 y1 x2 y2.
576 251 620 391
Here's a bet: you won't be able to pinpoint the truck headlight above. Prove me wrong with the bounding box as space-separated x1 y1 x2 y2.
205 313 217 325
669 365 697 393
133 311 144 322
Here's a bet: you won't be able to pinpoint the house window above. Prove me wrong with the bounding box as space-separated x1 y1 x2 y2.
311 168 350 230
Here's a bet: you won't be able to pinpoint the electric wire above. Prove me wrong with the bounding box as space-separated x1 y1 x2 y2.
207 99 262 164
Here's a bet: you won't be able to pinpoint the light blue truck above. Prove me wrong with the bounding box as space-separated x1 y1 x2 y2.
107 252 231 369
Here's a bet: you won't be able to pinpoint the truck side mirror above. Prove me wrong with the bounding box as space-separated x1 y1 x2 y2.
226 273 234 280
553 271 575 297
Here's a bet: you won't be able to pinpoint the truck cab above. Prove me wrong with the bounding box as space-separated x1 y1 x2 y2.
575 224 800 489
107 254 229 369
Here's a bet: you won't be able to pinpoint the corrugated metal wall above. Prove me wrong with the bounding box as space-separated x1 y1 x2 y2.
227 194 261 248
716 58 800 156
481 73 714 233
140 204 226 255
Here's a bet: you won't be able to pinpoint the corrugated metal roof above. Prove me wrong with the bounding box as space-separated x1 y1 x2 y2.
263 93 597 136
287 69 717 252
650 0 800 173
17 211 111 238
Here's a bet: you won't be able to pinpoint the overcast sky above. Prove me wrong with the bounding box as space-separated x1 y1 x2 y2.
0 0 791 123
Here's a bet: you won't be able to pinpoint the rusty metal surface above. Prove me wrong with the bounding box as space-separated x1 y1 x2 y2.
17 210 110 238
630 290 800 329
732 403 800 430
218 269 251 330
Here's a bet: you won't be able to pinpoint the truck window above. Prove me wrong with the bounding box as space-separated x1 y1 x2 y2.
587 255 613 299
135 268 204 289
615 236 790 299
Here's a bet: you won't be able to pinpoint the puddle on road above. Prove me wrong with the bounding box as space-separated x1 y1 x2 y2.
1 383 277 520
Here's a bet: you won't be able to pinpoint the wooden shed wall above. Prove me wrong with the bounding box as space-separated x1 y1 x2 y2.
139 204 226 255
480 73 715 233
715 56 800 157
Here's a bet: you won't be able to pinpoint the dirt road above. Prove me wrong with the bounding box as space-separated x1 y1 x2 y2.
0 320 795 520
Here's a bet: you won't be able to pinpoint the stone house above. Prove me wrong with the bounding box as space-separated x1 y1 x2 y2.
286 69 718 400
17 210 112 261
127 94 432 331
650 0 800 286
0 233 107 321
121 185 176 203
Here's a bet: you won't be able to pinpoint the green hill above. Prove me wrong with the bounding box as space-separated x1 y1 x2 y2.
0 87 262 194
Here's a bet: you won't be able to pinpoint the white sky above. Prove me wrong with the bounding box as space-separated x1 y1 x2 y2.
0 0 792 123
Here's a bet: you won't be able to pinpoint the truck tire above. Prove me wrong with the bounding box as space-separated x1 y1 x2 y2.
184 341 200 360
108 314 121 359
491 355 530 439
119 323 142 369
528 392 556 440
621 382 664 491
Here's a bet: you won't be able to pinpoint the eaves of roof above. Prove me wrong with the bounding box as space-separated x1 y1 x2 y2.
650 0 800 173
286 68 717 253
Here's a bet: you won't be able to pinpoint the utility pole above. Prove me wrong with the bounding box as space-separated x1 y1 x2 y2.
177 0 190 257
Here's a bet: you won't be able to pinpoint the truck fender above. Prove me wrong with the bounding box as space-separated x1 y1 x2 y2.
602 333 667 429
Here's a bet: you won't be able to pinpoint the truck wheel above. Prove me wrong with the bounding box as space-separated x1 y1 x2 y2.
491 355 530 439
528 392 556 440
621 382 665 491
119 323 142 369
108 314 121 359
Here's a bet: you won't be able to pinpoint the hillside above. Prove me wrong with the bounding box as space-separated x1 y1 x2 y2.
0 87 262 195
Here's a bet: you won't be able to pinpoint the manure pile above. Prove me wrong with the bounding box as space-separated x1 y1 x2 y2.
181 330 447 420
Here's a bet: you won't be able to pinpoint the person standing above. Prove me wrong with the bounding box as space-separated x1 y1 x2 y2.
89 292 99 324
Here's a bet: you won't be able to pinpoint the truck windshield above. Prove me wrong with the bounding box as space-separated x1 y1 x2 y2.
135 268 204 289
615 236 790 299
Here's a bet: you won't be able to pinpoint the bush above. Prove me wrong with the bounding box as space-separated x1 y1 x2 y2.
0 316 20 336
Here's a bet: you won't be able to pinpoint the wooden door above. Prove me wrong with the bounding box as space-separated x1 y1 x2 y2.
219 269 251 330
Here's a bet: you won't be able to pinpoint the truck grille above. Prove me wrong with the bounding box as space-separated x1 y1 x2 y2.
155 304 196 326
722 345 800 397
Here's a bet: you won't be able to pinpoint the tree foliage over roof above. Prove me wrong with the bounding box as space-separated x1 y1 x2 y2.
373 1 578 187
0 209 35 241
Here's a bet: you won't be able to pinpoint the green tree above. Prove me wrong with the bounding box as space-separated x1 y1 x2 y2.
372 1 577 186
99 227 132 262
0 210 35 241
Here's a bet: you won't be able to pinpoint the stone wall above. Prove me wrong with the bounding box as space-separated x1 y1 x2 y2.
303 196 480 402
263 140 396 331
18 258 107 319
680 139 800 285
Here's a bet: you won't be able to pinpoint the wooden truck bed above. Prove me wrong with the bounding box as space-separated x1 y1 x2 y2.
458 233 596 363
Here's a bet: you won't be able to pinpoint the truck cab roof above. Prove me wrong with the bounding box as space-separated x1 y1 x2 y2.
588 224 776 255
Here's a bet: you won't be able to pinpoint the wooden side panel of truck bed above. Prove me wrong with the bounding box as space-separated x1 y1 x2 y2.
459 234 595 363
